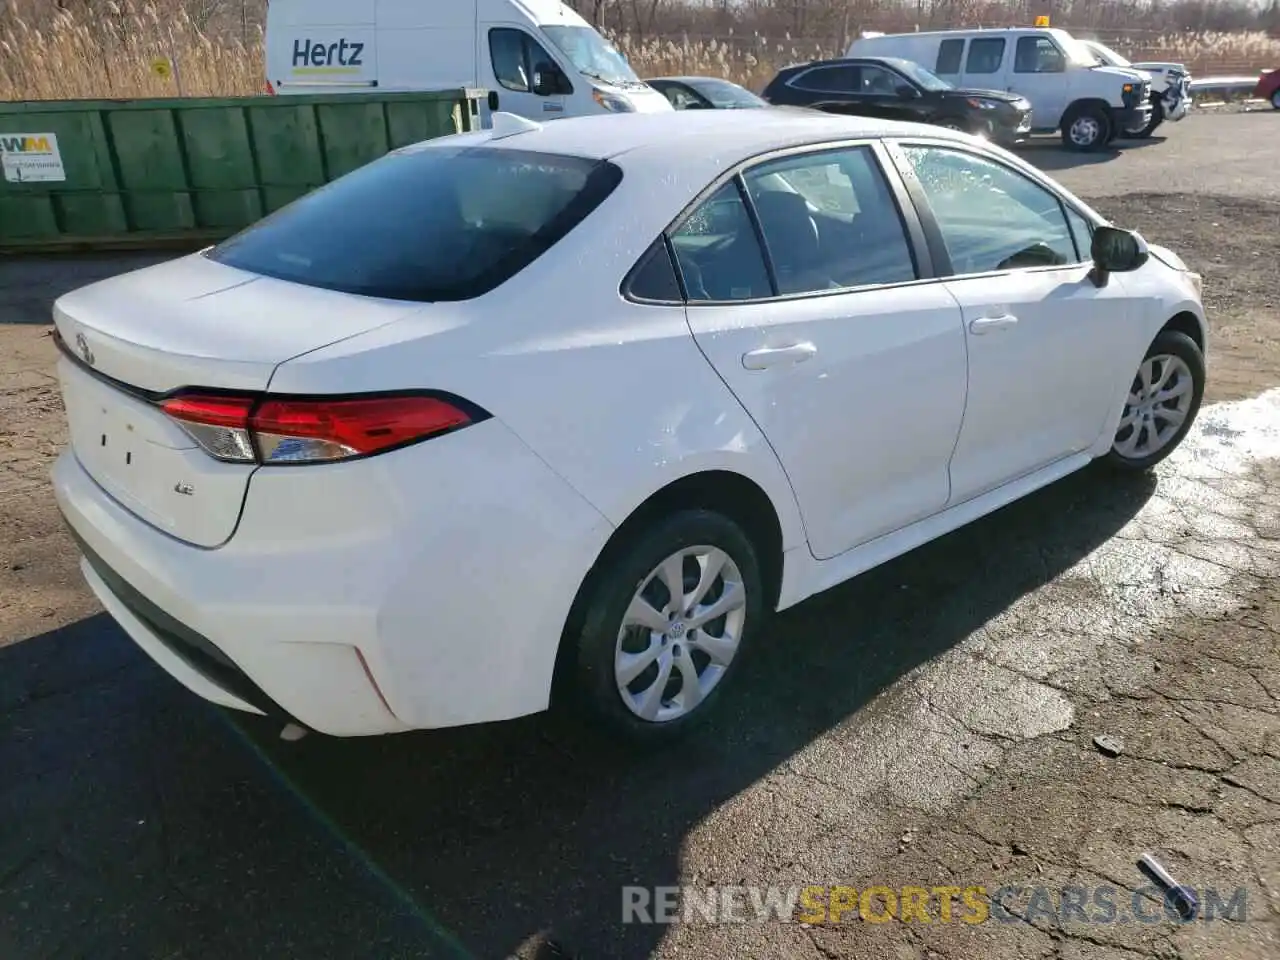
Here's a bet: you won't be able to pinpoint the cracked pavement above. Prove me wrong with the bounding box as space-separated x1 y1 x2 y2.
1 111 1279 959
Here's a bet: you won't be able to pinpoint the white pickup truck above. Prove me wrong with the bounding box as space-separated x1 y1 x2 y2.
1081 39 1192 138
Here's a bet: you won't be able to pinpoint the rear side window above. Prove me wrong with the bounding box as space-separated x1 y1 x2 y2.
936 39 964 74
965 37 1006 74
1015 36 1066 73
207 147 621 302
791 65 859 93
625 238 683 302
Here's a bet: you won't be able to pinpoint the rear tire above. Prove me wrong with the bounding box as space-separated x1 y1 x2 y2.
1061 104 1112 151
567 509 765 746
1271 89 1280 110
1103 329 1205 474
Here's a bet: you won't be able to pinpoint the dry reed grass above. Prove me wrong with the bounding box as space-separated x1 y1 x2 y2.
2 1 1277 102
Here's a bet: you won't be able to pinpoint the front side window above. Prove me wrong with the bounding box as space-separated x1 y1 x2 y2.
1064 206 1096 261
208 147 621 302
1015 36 1066 73
742 146 917 295
669 182 772 302
858 65 906 95
661 84 706 109
889 58 951 91
936 39 965 74
490 28 532 92
966 37 1006 74
900 145 1078 275
489 29 565 93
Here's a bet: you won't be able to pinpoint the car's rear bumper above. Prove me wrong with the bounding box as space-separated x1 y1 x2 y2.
52 418 614 736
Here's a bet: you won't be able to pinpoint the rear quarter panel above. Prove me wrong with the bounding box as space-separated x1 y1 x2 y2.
266 149 809 555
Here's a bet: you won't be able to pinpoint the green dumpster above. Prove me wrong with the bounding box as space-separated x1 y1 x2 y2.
0 88 483 253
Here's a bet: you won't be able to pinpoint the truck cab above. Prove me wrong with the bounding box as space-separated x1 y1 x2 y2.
848 26 1151 151
264 0 672 122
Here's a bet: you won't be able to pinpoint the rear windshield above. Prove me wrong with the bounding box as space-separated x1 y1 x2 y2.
206 146 622 302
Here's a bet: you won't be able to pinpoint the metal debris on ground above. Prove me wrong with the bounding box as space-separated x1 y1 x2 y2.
1093 734 1125 757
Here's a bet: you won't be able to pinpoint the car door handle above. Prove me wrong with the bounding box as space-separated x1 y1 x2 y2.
742 342 817 370
969 314 1019 334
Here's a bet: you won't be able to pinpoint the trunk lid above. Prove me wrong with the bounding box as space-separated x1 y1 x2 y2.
53 252 420 547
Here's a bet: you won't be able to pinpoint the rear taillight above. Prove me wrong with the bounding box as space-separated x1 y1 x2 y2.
158 392 485 465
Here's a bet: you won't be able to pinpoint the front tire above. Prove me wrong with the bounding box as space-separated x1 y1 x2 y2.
1271 88 1280 110
1132 96 1165 138
1104 329 1205 473
1061 104 1112 151
568 509 765 745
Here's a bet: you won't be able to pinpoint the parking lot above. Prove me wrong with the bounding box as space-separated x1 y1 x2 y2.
2 108 1279 959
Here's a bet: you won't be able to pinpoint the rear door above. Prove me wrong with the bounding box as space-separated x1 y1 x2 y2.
957 34 1008 93
933 37 967 84
780 63 861 110
676 142 968 560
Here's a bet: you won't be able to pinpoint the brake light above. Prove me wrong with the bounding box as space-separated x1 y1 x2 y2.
158 392 484 465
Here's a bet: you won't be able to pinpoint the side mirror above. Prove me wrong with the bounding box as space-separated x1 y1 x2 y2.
1089 225 1148 287
532 61 565 96
896 85 918 99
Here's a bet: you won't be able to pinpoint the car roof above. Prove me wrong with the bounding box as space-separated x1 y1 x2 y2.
648 75 748 87
421 108 970 165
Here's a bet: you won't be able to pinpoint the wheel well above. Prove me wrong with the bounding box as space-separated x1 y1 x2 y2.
1063 98 1113 122
550 471 786 701
1160 311 1204 353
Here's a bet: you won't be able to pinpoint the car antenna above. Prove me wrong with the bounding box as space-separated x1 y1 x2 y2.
489 112 544 139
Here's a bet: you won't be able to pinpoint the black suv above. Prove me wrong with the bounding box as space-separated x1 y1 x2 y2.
761 56 1033 147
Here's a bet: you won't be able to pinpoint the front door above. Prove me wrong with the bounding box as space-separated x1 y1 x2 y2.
893 142 1136 501
1007 33 1070 130
674 143 968 560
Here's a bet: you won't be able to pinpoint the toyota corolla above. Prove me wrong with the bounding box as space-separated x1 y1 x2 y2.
51 109 1207 744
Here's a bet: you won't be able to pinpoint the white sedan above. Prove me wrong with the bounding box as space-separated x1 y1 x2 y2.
51 109 1207 744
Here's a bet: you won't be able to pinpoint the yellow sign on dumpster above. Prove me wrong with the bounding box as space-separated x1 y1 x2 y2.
150 57 173 79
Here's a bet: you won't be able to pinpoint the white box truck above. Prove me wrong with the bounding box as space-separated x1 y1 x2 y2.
264 0 673 121
847 26 1152 151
